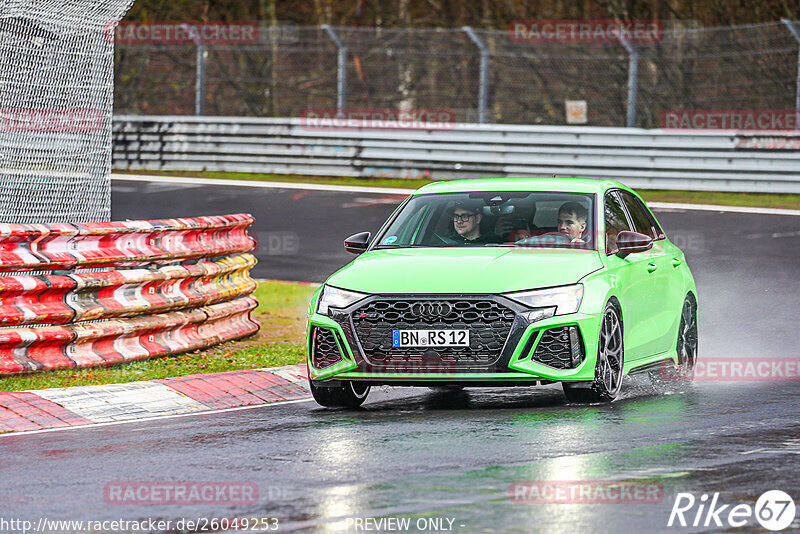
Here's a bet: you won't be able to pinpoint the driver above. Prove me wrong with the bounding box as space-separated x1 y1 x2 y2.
558 202 588 243
449 202 502 245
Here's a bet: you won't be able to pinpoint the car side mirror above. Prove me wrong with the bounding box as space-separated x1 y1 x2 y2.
616 231 653 258
344 232 371 255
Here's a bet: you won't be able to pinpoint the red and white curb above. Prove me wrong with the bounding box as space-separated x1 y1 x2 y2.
0 364 310 434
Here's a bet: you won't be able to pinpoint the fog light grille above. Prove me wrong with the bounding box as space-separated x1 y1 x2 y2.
532 326 584 369
311 326 343 370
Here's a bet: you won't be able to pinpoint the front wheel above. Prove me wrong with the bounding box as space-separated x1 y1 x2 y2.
309 380 370 408
563 302 624 403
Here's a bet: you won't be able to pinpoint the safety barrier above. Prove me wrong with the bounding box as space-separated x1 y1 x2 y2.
0 297 257 374
0 254 257 326
113 116 800 194
0 214 260 376
0 213 254 271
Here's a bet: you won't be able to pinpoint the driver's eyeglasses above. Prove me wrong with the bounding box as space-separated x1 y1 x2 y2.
452 213 476 222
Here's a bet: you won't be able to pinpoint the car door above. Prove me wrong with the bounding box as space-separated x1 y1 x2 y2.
602 190 653 362
620 192 685 355
617 191 678 356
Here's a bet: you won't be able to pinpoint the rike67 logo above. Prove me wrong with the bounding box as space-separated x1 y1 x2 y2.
668 490 796 531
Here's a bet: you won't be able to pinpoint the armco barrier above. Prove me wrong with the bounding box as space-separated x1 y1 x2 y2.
0 214 260 376
113 116 800 194
0 254 257 326
0 296 258 374
0 213 254 271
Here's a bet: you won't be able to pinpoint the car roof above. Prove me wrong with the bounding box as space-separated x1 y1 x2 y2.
414 177 635 196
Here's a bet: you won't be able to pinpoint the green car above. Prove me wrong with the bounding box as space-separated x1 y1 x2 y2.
306 178 698 407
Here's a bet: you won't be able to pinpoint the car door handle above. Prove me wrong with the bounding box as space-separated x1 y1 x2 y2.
647 263 658 273
672 258 682 267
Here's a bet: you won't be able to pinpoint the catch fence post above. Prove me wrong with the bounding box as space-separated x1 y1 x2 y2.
195 43 206 116
619 35 639 128
463 26 489 124
322 25 347 118
782 19 800 129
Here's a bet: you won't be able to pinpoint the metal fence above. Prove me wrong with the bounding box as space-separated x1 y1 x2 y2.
112 116 800 194
113 21 800 128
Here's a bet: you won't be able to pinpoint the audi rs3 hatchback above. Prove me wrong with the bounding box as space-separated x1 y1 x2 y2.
306 178 698 407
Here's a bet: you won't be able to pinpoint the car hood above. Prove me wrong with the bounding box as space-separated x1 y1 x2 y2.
327 247 604 294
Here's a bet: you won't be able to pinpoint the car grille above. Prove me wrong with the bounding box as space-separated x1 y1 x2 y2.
351 298 516 370
532 326 575 369
310 326 343 370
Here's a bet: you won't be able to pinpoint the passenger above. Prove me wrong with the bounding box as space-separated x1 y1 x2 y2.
449 202 502 245
558 201 588 243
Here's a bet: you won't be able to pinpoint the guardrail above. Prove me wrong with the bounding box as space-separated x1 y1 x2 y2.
0 213 254 271
0 214 259 376
113 116 800 194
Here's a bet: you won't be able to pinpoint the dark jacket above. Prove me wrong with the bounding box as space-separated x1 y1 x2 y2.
447 231 503 245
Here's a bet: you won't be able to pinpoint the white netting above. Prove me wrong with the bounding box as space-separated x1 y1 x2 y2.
0 0 134 223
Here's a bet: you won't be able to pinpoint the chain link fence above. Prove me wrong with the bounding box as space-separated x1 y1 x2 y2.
113 21 800 128
0 0 134 223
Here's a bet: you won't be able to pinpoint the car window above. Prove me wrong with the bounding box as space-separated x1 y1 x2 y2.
373 191 596 250
604 191 631 252
619 191 659 239
634 195 664 239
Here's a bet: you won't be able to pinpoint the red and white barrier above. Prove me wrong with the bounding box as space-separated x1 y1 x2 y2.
0 214 254 271
0 253 256 326
0 214 260 376
0 296 258 374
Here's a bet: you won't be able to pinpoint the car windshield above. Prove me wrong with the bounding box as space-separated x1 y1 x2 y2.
374 191 596 250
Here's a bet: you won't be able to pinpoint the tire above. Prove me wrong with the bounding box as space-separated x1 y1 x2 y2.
675 295 698 379
309 380 370 408
651 295 698 386
563 302 624 403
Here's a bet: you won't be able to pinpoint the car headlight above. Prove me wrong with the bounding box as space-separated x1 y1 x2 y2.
505 284 583 318
317 285 368 315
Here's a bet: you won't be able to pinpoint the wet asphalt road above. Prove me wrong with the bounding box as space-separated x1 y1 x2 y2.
1 177 799 533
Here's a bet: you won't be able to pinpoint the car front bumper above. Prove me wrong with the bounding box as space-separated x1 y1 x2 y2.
307 293 602 385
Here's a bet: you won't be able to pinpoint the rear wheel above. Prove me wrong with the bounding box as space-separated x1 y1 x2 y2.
651 295 697 386
563 302 624 403
676 295 698 379
309 380 370 408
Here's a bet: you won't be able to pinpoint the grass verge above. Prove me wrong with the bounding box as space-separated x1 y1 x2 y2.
114 169 800 210
0 280 317 392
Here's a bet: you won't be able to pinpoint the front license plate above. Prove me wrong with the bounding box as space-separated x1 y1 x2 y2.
392 329 470 347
